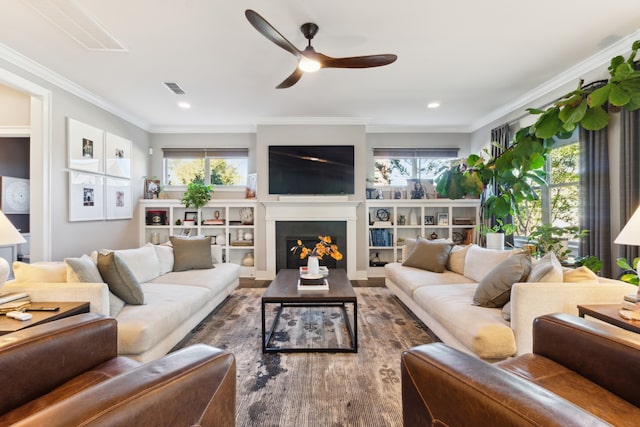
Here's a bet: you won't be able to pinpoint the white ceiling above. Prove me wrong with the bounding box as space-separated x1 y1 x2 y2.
1 0 639 133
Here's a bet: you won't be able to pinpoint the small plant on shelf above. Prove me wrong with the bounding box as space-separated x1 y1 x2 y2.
181 175 213 209
290 236 343 261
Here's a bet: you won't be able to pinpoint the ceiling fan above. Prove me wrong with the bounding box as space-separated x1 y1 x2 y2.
245 9 398 89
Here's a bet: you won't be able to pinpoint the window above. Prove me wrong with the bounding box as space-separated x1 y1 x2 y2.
516 139 581 253
163 148 248 187
372 148 459 186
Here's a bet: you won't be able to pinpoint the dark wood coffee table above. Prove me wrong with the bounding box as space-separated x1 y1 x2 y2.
262 269 358 353
0 301 90 335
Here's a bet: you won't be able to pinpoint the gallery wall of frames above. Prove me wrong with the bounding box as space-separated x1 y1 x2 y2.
67 117 133 222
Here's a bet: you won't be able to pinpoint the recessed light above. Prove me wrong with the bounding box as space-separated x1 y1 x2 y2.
178 102 191 109
427 102 440 109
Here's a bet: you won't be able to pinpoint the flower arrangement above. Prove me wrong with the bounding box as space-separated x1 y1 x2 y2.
290 235 343 261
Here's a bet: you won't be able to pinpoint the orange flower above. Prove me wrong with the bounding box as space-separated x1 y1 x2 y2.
290 235 342 261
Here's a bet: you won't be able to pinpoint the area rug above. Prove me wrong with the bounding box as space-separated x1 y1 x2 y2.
173 287 439 427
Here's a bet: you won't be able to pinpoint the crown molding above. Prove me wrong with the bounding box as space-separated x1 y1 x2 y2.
149 124 257 134
471 29 640 132
366 124 472 134
0 125 30 136
0 43 150 131
257 117 369 126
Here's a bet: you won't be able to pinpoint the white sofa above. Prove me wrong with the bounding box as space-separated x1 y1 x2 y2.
385 241 636 360
4 242 240 363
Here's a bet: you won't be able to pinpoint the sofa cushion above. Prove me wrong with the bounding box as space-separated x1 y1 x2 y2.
108 244 161 283
563 266 599 283
402 237 452 273
447 244 470 275
385 262 473 296
170 237 214 272
153 244 174 275
97 252 144 305
412 283 516 359
464 245 515 282
148 262 240 292
65 255 104 283
474 252 532 308
528 252 563 282
12 261 67 283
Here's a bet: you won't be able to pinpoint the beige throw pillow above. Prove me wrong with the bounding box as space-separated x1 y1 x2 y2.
97 252 145 305
463 245 515 282
402 237 452 273
13 261 67 283
65 255 104 283
170 236 214 272
447 245 470 275
563 266 599 282
527 252 563 282
473 252 532 308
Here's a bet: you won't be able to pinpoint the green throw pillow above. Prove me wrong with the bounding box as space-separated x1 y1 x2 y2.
170 236 214 272
473 252 532 308
97 252 145 305
402 236 452 273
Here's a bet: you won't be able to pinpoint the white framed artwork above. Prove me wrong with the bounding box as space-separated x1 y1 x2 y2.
105 177 132 220
67 118 104 173
69 171 105 222
105 132 132 178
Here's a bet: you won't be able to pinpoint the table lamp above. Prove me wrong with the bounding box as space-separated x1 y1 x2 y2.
0 210 26 287
614 205 640 310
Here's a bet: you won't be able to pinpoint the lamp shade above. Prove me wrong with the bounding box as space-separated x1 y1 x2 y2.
615 206 640 247
0 210 26 246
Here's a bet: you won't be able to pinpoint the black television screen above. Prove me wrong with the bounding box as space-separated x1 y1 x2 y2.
269 145 355 195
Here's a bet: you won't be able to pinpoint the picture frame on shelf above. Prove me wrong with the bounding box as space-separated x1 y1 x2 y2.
407 179 437 200
105 132 132 178
67 118 104 174
181 228 192 237
69 171 105 222
144 178 161 199
184 211 198 222
105 177 132 220
424 215 435 225
437 212 449 226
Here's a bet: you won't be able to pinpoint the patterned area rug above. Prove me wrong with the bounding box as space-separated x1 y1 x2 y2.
173 287 438 427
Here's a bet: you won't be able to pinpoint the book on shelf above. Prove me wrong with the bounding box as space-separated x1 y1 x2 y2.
0 292 29 305
369 228 393 247
297 278 329 291
203 219 225 225
373 221 392 227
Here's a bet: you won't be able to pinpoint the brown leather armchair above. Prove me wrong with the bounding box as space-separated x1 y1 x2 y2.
402 313 640 427
0 313 236 427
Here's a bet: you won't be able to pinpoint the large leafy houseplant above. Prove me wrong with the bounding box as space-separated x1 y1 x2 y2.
181 175 213 209
436 40 640 230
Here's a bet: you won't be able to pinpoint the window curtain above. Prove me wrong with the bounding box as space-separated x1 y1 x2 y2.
579 127 611 277
618 105 640 276
486 123 513 247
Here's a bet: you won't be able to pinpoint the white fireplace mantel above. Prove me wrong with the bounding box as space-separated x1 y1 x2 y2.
263 198 360 279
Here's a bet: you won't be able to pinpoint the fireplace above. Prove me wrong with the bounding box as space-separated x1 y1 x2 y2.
276 221 346 272
263 198 360 279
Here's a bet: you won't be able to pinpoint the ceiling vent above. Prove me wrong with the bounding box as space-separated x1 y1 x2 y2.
164 82 186 95
22 0 126 51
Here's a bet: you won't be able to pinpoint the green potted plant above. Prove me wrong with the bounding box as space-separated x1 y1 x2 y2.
181 175 213 209
617 257 639 285
436 40 640 240
527 224 588 260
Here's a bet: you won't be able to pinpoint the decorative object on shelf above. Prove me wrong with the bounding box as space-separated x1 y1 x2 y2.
183 220 195 227
409 210 417 225
437 212 449 226
452 232 464 245
430 232 438 240
181 175 212 209
215 234 226 246
290 235 343 263
244 231 253 241
237 229 244 240
144 177 161 199
376 209 390 222
184 211 198 223
175 218 182 225
0 210 26 287
150 232 160 245
246 173 257 199
394 188 402 199
424 215 435 225
398 215 406 226
242 252 254 267
240 207 253 225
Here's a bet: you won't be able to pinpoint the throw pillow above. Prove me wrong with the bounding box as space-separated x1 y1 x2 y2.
109 292 126 317
464 245 516 282
108 243 161 283
97 252 145 305
402 237 452 273
170 236 214 272
65 255 104 283
12 261 67 283
527 252 563 282
473 252 532 308
153 243 174 275
563 266 599 282
501 301 511 321
447 244 470 275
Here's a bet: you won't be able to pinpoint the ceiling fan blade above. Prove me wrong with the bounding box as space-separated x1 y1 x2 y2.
322 54 398 69
245 9 300 58
276 68 304 89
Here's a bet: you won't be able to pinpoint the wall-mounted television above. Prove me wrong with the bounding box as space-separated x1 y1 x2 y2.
269 145 354 195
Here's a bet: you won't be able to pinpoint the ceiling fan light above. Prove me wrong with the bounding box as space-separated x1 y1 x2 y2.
298 57 321 73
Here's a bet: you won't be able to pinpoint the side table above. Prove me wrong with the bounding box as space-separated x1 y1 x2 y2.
0 301 90 335
577 304 640 334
